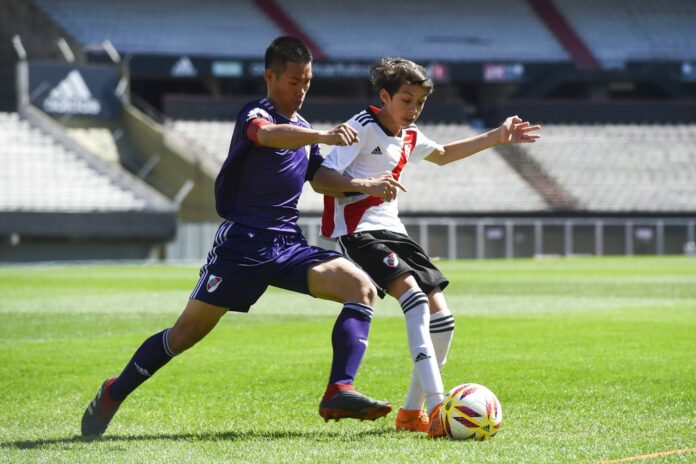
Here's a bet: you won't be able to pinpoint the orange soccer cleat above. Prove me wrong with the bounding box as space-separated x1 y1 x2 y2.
395 408 429 433
427 402 446 438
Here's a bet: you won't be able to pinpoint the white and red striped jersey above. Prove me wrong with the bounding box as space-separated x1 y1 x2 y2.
321 106 443 238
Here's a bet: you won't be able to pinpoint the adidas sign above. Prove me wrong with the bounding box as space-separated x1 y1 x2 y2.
171 56 198 77
414 352 432 363
370 146 383 155
43 70 101 115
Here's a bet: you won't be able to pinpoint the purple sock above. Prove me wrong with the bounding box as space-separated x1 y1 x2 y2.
109 329 177 402
328 303 373 385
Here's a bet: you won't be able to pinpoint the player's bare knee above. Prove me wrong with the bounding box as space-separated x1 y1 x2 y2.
352 273 378 306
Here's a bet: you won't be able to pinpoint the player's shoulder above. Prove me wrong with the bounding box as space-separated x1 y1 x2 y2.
351 109 378 128
239 97 276 123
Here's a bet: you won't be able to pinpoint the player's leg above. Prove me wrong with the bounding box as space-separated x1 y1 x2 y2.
340 230 449 435
81 299 227 436
400 289 455 433
422 289 456 437
385 274 444 432
306 257 392 421
402 290 455 406
110 298 227 401
427 290 455 381
308 256 376 391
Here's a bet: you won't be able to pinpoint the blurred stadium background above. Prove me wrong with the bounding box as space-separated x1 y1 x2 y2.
1 0 695 263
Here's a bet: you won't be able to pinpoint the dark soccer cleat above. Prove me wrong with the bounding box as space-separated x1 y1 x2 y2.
81 377 122 437
319 384 392 422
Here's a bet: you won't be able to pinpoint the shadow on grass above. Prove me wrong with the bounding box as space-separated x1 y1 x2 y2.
2 428 393 449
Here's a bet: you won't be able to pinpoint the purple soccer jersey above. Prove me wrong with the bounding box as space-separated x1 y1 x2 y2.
214 97 323 234
191 97 342 312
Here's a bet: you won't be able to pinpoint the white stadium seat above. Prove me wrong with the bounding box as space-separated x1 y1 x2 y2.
0 112 147 212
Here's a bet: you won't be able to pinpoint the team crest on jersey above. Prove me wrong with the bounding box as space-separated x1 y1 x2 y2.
246 107 272 122
207 275 223 293
383 252 399 268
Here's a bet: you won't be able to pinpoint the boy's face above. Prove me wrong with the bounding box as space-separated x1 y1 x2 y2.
380 83 429 129
265 61 312 116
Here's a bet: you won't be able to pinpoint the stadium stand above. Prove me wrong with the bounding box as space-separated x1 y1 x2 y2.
0 111 177 261
396 124 548 213
31 0 282 56
0 112 149 212
32 0 696 65
523 124 696 212
167 119 696 214
281 0 568 62
555 0 696 67
169 119 234 164
31 0 568 62
168 120 549 213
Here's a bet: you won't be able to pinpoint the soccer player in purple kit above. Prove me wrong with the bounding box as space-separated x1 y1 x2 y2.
81 36 405 437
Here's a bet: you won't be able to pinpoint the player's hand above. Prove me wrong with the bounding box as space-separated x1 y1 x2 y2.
360 174 407 202
319 123 359 147
498 116 541 144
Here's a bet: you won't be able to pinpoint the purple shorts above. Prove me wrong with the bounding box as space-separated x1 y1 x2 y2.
190 221 342 312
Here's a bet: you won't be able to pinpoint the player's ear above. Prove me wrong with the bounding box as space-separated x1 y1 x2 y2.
379 88 391 106
264 68 275 87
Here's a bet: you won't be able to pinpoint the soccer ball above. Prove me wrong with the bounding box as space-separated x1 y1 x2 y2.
441 383 502 440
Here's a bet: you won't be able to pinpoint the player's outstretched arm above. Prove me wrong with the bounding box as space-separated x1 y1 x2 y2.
424 116 541 166
311 166 406 202
256 122 359 150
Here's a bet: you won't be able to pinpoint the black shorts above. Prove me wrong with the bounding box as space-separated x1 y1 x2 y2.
337 229 449 297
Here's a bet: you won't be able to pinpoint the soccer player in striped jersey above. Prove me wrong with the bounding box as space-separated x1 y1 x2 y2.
80 37 404 437
313 58 541 437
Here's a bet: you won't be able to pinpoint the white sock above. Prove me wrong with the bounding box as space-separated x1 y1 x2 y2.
399 288 444 415
403 308 455 412
429 309 455 371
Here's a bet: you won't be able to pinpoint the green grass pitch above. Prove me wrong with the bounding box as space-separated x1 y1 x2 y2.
0 257 694 463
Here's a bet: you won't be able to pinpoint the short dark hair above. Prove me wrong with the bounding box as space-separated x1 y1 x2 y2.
264 36 313 74
370 58 434 97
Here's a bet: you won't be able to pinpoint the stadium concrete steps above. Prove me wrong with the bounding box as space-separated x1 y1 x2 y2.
526 0 600 70
494 143 580 211
42 88 223 222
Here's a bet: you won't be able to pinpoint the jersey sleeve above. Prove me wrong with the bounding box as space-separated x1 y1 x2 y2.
320 119 365 175
241 106 275 146
409 128 444 164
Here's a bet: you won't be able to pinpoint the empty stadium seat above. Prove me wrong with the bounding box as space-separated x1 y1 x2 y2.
555 0 696 66
33 0 567 61
522 124 696 211
167 119 696 214
0 112 148 212
282 0 569 62
33 0 282 56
